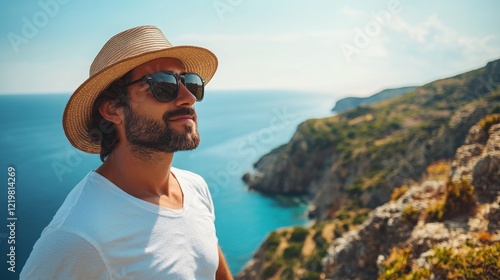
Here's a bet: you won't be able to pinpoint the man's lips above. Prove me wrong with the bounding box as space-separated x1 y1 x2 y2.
168 115 195 123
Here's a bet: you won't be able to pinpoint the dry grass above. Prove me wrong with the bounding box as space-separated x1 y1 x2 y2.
348 113 374 125
425 160 451 180
391 185 410 201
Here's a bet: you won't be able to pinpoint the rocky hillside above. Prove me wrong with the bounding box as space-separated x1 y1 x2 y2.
331 86 416 113
237 115 500 279
324 115 500 279
243 59 500 221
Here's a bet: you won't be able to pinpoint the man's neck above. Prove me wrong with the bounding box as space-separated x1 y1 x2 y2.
95 145 179 204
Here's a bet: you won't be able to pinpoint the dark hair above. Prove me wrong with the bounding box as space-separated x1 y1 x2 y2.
88 72 131 162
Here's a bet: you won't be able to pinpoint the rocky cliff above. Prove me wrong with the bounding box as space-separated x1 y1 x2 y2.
244 59 500 221
237 114 500 280
238 59 500 279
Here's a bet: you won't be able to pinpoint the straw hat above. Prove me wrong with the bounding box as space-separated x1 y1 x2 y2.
63 25 218 154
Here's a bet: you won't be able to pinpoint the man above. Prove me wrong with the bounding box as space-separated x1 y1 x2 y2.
20 25 233 279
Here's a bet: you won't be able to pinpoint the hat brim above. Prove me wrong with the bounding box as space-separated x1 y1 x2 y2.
63 45 218 154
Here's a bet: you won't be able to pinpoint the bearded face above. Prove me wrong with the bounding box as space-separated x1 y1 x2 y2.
124 106 200 156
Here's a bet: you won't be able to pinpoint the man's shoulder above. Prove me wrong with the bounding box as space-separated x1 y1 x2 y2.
171 167 205 183
46 171 125 233
171 167 212 198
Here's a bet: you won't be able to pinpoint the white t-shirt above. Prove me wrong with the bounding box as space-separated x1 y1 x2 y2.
20 168 219 280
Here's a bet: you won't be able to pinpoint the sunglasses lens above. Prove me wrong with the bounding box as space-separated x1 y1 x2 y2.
184 74 204 101
149 73 178 102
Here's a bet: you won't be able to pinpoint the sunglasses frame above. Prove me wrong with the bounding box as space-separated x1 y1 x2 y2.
122 71 205 102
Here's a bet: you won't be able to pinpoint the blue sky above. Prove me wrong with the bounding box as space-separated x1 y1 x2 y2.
0 0 499 97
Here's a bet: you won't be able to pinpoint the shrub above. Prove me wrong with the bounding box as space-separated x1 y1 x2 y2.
263 231 282 259
426 201 445 221
263 231 281 250
260 258 283 279
426 160 451 179
283 243 303 260
334 211 350 221
342 223 350 232
313 231 328 249
427 177 476 221
304 253 324 273
290 227 310 243
478 114 500 132
443 177 476 218
406 268 431 279
344 105 373 119
402 205 420 224
391 185 409 201
281 264 295 280
267 231 281 245
379 247 412 279
312 221 326 232
300 271 322 280
429 243 500 279
352 211 368 225
379 242 500 278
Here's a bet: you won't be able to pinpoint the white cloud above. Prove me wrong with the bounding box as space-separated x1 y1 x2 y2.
389 14 498 57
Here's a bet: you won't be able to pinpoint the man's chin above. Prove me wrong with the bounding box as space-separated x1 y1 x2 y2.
170 121 197 133
169 131 201 151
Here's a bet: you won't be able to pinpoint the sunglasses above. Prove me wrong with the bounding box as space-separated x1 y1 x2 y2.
122 71 205 102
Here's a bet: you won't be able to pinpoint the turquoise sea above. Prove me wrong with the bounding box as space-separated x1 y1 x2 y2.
0 90 334 278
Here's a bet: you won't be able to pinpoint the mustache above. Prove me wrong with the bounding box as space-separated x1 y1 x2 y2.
163 107 197 121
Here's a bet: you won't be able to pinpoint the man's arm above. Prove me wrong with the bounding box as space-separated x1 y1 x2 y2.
216 246 233 280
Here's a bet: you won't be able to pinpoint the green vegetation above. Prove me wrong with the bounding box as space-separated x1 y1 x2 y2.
442 177 476 218
352 211 368 225
260 258 282 279
255 207 371 279
282 227 309 261
426 177 476 221
379 247 412 280
401 205 420 224
290 227 310 243
426 200 445 221
283 243 303 260
280 264 295 280
263 231 281 248
430 244 500 279
262 231 281 258
390 185 409 201
313 231 328 250
343 105 374 119
300 271 322 280
478 113 500 132
425 160 451 180
379 243 500 279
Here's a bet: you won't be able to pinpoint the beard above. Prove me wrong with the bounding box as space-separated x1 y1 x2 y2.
124 106 200 157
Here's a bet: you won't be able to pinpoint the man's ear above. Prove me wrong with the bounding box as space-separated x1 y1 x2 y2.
98 100 125 124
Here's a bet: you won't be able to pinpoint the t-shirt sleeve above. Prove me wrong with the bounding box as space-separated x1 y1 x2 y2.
20 229 109 280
